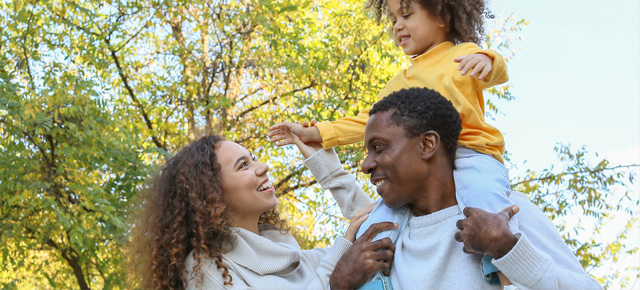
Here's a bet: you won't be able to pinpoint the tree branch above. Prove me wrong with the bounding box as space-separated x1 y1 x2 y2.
512 164 640 186
46 238 91 290
234 82 316 121
106 43 165 150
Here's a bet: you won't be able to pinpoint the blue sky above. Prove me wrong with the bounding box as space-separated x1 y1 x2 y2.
488 0 639 170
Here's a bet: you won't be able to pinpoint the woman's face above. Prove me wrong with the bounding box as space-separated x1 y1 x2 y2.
216 141 277 223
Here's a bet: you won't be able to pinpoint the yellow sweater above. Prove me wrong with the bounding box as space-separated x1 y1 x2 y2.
315 41 508 163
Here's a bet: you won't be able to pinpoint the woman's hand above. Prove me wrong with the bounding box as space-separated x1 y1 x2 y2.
344 202 377 242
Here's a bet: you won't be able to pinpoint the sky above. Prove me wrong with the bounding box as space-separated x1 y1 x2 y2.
487 0 640 170
486 0 639 286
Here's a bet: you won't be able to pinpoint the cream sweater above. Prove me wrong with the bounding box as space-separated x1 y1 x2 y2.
310 149 602 290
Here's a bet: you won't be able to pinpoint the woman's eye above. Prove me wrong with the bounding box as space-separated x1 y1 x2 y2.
240 162 248 169
403 14 411 19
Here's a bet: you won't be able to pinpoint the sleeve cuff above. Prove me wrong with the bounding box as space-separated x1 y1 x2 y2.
324 237 353 268
316 121 339 149
492 233 551 286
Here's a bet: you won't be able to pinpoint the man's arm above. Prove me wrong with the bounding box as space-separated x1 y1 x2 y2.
454 192 602 290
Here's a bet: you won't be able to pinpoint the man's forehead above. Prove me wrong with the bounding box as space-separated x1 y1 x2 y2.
365 111 403 142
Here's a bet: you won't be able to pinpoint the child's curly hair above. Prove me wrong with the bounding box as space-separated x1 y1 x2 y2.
366 0 491 45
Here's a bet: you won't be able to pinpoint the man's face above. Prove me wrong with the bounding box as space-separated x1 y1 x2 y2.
362 111 425 208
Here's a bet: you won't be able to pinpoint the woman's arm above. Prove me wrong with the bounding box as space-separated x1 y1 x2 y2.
285 128 374 219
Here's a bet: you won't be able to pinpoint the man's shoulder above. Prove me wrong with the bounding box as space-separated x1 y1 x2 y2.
508 191 554 225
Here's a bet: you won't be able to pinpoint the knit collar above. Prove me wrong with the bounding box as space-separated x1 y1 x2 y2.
224 224 302 275
410 41 454 64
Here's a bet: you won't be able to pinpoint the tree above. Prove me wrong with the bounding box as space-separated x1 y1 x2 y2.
511 144 639 289
1 0 399 287
0 0 637 288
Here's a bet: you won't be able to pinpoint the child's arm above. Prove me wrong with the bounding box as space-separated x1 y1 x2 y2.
313 106 371 149
453 49 508 88
269 106 371 149
497 272 516 290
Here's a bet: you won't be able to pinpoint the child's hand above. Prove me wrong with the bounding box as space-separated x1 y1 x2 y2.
454 53 493 80
268 120 322 147
283 127 323 159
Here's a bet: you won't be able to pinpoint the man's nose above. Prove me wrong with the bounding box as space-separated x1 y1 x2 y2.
361 155 376 175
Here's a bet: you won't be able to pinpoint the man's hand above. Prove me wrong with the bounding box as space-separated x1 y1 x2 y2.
268 120 322 147
454 205 520 259
330 222 398 290
454 53 494 80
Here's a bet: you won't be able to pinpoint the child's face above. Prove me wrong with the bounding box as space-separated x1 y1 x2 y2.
387 0 448 56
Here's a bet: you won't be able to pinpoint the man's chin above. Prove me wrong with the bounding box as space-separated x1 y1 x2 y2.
382 198 404 209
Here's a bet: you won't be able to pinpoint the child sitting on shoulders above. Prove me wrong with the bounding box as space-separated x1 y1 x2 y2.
269 0 516 288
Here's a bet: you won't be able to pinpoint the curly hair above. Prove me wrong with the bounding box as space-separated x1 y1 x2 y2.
366 0 490 45
369 87 462 167
128 135 287 289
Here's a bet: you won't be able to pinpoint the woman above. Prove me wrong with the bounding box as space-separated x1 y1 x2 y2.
129 135 392 289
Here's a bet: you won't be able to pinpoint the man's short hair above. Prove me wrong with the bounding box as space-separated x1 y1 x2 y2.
369 87 462 167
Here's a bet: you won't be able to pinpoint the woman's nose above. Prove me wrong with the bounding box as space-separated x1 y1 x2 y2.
256 161 269 176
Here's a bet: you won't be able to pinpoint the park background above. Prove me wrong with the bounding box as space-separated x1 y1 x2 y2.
1 0 638 289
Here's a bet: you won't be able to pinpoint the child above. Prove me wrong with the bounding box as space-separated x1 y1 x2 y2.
269 0 516 287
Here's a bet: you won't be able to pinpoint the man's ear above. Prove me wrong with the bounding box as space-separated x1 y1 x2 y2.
420 131 440 160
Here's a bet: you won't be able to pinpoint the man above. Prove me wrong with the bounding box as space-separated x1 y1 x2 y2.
327 87 601 289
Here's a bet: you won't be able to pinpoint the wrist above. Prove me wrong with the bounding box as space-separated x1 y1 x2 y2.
489 233 518 259
329 275 349 290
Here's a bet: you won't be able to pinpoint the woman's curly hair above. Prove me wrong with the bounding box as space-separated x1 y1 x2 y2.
366 0 491 45
128 135 287 289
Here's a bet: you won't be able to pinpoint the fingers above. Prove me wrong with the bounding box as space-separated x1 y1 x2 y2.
382 260 392 276
376 249 394 276
344 213 370 242
501 205 520 220
477 64 491 80
462 246 478 255
460 57 481 76
370 237 395 252
359 222 399 242
455 54 493 79
469 62 487 78
456 219 464 230
268 122 293 134
454 231 463 242
462 206 475 217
